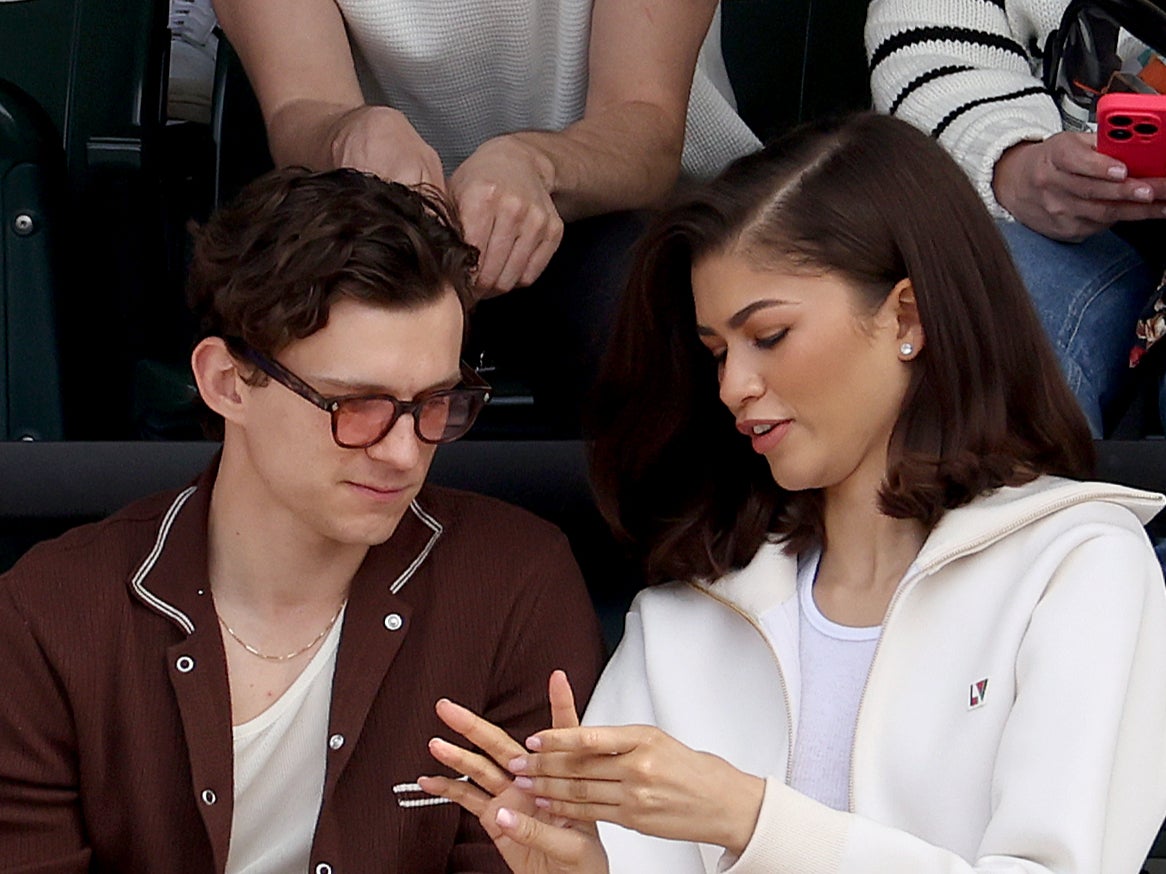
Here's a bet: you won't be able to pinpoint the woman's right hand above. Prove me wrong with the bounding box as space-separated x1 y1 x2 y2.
419 671 610 874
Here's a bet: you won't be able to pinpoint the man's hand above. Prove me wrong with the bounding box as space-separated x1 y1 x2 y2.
993 132 1166 241
325 104 445 189
449 136 566 297
420 671 609 874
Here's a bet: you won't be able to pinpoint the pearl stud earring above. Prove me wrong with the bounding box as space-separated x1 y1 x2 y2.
900 342 914 357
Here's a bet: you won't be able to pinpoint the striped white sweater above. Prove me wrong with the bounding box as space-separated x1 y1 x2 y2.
865 0 1069 218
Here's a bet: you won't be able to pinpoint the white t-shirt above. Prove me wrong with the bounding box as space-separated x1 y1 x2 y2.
787 554 880 812
225 609 345 874
335 0 760 177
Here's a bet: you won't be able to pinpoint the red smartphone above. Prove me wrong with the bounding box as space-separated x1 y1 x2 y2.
1097 92 1166 177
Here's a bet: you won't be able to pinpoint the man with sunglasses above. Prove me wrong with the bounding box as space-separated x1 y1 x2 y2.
0 167 606 872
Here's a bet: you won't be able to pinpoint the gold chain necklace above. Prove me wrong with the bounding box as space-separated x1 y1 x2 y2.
217 601 347 662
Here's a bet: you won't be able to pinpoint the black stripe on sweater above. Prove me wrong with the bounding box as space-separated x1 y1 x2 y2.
889 64 975 114
932 85 1049 138
870 26 1026 72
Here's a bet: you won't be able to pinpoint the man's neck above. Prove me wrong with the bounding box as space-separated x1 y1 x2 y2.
205 452 368 615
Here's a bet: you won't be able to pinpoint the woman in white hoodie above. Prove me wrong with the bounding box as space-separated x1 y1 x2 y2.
420 112 1166 874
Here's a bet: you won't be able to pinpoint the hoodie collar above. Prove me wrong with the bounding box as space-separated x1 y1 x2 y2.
695 476 1163 616
915 476 1163 573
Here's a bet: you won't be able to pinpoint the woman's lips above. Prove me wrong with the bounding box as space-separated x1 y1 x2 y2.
737 419 792 455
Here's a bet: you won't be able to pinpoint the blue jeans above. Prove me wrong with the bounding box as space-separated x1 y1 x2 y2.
997 220 1157 436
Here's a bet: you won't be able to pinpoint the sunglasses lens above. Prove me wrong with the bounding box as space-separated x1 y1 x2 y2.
333 397 401 448
416 395 455 442
419 391 486 442
332 390 486 447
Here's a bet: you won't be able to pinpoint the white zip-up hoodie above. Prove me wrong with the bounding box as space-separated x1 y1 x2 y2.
584 476 1166 873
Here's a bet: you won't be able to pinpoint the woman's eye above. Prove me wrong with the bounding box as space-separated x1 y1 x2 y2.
756 328 789 349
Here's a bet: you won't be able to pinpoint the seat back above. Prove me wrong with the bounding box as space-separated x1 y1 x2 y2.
0 81 66 440
722 0 871 143
0 0 171 438
211 37 274 210
0 0 168 189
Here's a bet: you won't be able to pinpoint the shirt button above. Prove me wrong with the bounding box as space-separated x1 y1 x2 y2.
315 864 333 874
201 789 217 805
383 613 403 631
176 655 195 673
328 733 345 750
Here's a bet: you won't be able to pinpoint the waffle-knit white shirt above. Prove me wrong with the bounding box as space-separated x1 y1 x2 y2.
336 0 759 178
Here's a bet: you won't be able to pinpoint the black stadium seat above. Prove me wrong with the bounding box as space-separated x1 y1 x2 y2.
0 79 66 440
0 0 174 439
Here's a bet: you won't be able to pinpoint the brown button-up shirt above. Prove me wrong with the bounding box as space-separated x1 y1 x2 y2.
0 464 606 873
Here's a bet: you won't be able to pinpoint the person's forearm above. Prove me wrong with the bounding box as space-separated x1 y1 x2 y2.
266 99 355 170
509 100 685 222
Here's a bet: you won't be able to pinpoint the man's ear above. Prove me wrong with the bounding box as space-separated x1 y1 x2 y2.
191 337 247 425
888 278 924 359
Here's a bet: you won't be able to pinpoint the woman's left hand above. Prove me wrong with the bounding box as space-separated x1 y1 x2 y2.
509 723 766 856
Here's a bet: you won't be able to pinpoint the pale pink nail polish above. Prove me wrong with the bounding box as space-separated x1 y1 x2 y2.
508 756 528 773
496 807 517 828
514 776 534 790
534 797 551 810
525 735 543 750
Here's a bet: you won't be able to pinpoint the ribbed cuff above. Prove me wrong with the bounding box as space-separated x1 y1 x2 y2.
718 778 849 874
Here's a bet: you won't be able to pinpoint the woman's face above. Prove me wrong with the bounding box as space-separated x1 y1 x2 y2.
692 250 920 498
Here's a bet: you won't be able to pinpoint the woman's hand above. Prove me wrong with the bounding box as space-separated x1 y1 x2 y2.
509 723 766 856
419 671 609 874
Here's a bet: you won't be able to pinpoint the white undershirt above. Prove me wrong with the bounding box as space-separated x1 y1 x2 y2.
788 554 880 811
225 607 345 874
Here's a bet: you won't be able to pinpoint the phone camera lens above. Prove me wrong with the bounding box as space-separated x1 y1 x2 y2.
1109 128 1133 141
1110 115 1133 127
1134 122 1159 135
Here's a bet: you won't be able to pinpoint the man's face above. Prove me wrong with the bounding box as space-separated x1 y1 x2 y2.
231 291 464 550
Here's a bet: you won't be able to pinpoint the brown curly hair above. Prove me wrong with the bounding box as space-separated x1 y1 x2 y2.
186 166 477 357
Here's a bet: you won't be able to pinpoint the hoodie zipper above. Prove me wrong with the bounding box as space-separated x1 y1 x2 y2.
687 583 796 785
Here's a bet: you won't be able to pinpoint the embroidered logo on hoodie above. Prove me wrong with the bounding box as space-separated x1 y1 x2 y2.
968 678 989 709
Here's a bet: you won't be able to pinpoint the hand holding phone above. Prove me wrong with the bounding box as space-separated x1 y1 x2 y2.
1096 92 1166 177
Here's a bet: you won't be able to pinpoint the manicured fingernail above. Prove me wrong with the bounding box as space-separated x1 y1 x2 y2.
496 807 517 828
525 735 543 750
1108 165 1127 180
508 756 528 773
428 737 443 749
534 797 551 809
1135 185 1153 201
514 776 534 790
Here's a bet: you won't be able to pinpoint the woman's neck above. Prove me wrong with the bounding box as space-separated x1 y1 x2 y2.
814 479 926 627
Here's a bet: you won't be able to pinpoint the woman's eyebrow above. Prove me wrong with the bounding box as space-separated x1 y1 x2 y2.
727 299 793 329
698 299 795 335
